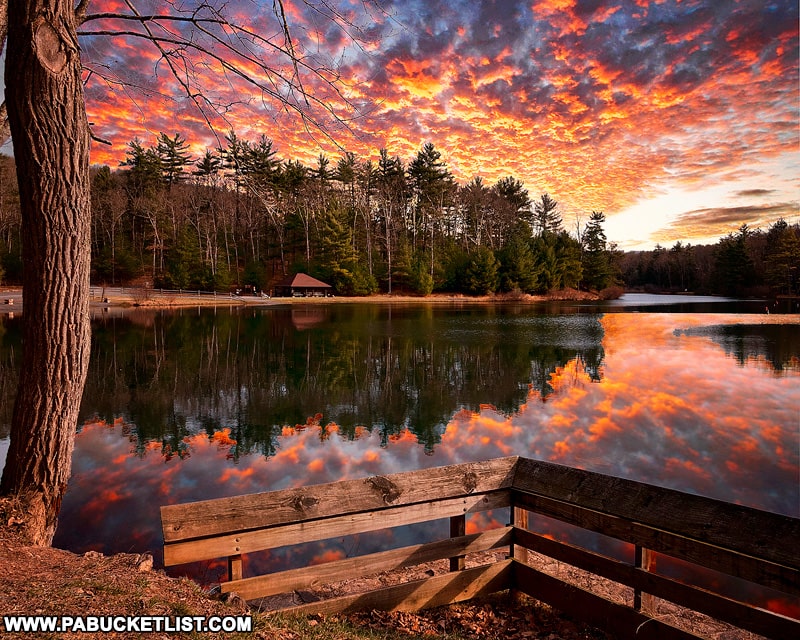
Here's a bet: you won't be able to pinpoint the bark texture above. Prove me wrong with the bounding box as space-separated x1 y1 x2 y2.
0 0 91 545
0 0 9 144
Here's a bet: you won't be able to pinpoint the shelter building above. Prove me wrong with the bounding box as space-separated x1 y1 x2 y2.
274 273 333 297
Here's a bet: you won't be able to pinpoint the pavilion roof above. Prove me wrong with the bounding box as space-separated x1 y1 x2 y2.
276 273 332 288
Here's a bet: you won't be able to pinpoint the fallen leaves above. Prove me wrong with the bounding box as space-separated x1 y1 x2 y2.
342 593 609 640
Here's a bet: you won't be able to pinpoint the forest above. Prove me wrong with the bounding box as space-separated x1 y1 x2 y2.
0 136 797 298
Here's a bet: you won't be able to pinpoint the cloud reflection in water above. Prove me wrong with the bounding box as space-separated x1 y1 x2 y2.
49 313 798 571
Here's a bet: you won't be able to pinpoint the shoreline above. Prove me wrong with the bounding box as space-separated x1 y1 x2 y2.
1 286 604 314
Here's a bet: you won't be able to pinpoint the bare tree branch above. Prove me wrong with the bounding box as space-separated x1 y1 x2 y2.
73 1 391 151
74 0 90 24
275 0 309 106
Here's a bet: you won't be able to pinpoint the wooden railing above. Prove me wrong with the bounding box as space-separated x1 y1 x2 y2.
161 456 799 640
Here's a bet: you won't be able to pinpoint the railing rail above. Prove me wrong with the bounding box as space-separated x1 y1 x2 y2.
161 456 800 639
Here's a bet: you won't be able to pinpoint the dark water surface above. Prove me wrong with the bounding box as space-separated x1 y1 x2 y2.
1 295 798 607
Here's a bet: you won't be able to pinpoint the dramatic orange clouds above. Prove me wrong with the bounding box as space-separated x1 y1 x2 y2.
50 0 796 250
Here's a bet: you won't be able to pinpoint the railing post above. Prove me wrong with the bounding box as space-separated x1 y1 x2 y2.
228 554 243 582
511 502 529 565
449 515 466 571
634 545 656 612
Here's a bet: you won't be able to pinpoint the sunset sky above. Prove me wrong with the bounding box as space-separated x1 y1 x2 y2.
4 1 799 249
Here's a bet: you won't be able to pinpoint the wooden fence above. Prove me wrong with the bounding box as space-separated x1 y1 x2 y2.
161 456 799 639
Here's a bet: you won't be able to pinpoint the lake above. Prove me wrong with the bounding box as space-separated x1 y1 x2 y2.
1 294 798 590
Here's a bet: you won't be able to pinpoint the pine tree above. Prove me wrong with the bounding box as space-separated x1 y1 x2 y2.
581 210 613 291
242 135 279 189
713 225 755 296
764 219 800 295
533 193 562 235
498 222 540 293
193 149 222 183
156 133 192 188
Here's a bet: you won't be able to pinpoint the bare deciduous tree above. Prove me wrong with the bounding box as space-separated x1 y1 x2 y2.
0 0 382 545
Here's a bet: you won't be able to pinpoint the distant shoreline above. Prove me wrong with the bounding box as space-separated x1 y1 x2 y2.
1 286 605 313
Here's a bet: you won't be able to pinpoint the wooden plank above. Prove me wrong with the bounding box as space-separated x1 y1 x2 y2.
449 515 466 571
276 559 513 616
228 554 242 582
513 561 701 640
221 527 512 601
511 504 529 565
513 491 799 595
513 457 800 569
634 545 656 613
515 528 800 639
161 456 518 543
164 491 510 566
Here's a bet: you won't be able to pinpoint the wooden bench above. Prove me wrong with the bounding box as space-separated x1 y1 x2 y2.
162 456 800 639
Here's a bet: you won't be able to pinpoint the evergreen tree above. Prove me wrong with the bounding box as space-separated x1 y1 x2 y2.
377 148 407 293
242 135 279 188
408 142 454 252
464 246 500 295
410 255 434 295
220 131 246 188
532 237 559 292
531 230 582 291
459 177 493 249
555 231 583 288
713 225 756 296
193 149 222 183
533 193 562 235
498 222 540 293
315 203 376 295
121 139 163 192
335 151 358 211
494 176 533 240
156 133 193 187
315 154 332 182
581 210 613 291
764 219 800 295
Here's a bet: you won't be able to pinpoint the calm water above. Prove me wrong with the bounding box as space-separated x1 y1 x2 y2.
1 295 798 595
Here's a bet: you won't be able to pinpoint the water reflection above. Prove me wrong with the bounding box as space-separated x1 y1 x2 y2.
0 307 798 584
74 305 607 456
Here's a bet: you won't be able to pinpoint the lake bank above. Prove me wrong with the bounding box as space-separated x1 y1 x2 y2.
0 285 606 314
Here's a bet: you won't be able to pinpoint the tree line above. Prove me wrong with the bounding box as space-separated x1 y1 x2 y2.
621 221 800 298
2 141 797 299
0 134 622 297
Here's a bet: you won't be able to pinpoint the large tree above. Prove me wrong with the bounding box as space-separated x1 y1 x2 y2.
0 0 92 545
0 0 378 545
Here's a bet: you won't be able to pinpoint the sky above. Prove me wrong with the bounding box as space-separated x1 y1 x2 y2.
12 0 800 250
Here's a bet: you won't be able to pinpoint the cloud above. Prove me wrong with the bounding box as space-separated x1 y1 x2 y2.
651 201 800 243
75 0 799 246
735 189 777 198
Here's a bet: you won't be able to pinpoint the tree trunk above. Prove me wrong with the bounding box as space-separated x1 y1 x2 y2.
0 0 91 546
